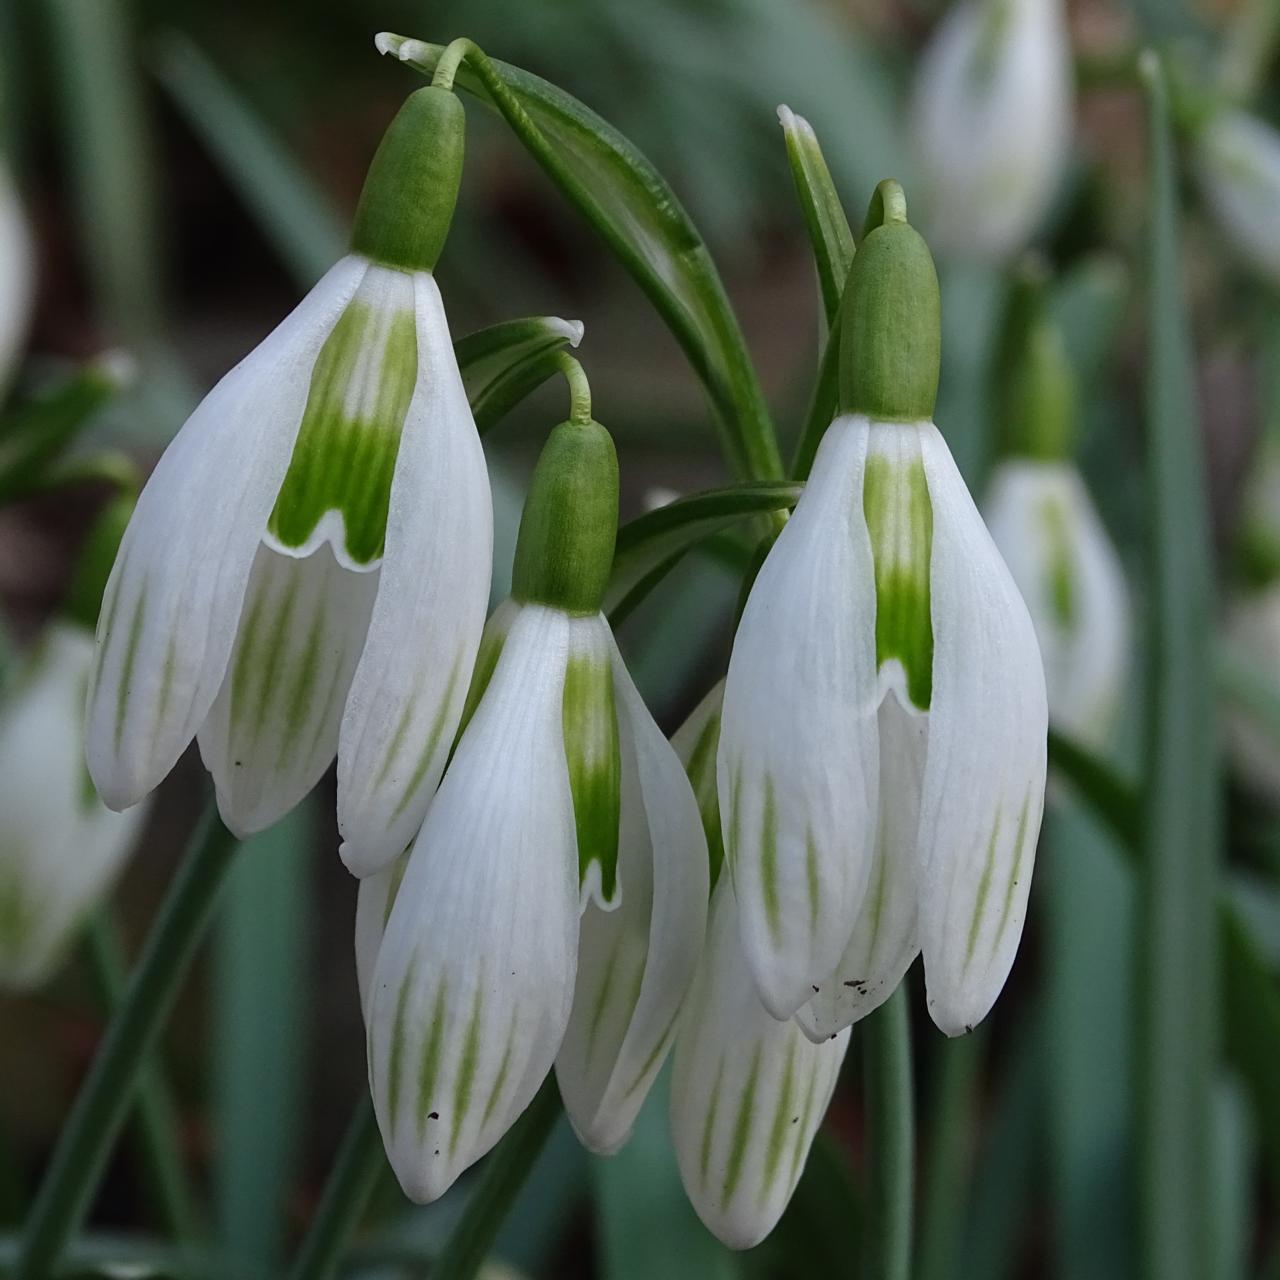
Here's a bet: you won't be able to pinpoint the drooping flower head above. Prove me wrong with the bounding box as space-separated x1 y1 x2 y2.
361 380 708 1200
668 685 849 1250
983 263 1130 747
718 183 1048 1038
910 0 1073 261
85 86 492 875
0 497 148 989
1195 109 1280 286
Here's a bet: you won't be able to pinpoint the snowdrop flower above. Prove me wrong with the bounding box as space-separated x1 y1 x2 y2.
363 384 708 1200
718 186 1047 1038
0 158 33 399
0 500 147 988
1195 109 1280 285
668 686 848 1249
85 86 492 874
983 269 1129 746
910 0 1073 261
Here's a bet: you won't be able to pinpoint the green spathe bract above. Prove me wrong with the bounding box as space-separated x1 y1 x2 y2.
839 188 941 422
511 419 620 616
350 87 465 274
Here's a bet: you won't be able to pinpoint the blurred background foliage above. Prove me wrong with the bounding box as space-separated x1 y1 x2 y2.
0 0 1277 1276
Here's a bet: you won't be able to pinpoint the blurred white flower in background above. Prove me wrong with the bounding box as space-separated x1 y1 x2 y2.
1224 586 1280 796
1195 109 1280 285
910 0 1073 261
0 624 147 989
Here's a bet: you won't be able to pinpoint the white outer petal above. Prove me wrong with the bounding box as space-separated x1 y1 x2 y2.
0 626 148 989
197 544 379 835
85 255 369 810
1196 111 1280 285
0 163 33 397
556 635 709 1154
798 691 926 1041
338 273 493 876
910 0 1073 260
983 460 1130 747
717 414 880 1018
1224 585 1280 797
670 883 850 1251
918 426 1048 1035
366 603 578 1203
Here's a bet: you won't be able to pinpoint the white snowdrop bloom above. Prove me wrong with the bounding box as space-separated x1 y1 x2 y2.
1224 585 1280 797
718 195 1047 1037
1195 110 1280 285
0 159 33 399
83 88 492 874
910 0 1073 261
985 460 1129 745
0 623 147 989
365 409 707 1200
668 684 848 1250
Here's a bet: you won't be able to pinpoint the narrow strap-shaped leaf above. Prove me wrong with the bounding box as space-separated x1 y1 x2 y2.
778 106 854 328
791 323 841 481
151 31 347 290
455 315 584 434
1135 51 1219 1280
376 34 783 483
605 481 801 619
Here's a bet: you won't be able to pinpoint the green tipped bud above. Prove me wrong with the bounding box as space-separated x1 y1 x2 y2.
351 87 464 273
995 261 1076 461
839 181 941 422
512 419 619 616
65 492 136 632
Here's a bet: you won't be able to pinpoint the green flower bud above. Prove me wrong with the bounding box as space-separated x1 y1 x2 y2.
839 181 941 422
995 261 1076 461
350 87 465 273
511 418 620 616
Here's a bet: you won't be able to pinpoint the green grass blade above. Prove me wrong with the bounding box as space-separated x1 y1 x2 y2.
1135 51 1220 1280
212 805 310 1276
150 31 347 291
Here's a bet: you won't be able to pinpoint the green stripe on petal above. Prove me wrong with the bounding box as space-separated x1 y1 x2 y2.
965 812 1002 969
1038 492 1077 628
761 1037 798 1197
562 648 621 906
267 274 418 568
864 436 934 710
416 979 449 1136
721 1047 762 1205
451 986 484 1155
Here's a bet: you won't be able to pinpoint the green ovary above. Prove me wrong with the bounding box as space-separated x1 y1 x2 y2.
268 299 418 567
863 449 934 711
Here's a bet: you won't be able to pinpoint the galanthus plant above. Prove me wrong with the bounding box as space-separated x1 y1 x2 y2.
982 265 1130 747
86 79 492 872
718 183 1047 1038
358 365 708 1200
12 18 1264 1280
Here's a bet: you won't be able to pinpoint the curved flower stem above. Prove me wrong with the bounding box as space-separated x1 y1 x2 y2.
430 1079 562 1280
82 912 203 1244
286 1095 386 1280
863 988 915 1280
555 351 593 426
15 808 238 1280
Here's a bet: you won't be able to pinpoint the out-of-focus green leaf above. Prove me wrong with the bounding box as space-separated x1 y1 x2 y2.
151 31 347 290
377 33 782 484
778 107 854 327
1044 805 1136 1280
605 482 800 622
1048 730 1141 848
455 316 584 434
1208 1078 1252 1280
0 357 132 504
212 805 311 1277
1135 52 1219 1280
1217 646 1280 749
1049 255 1130 394
594 1071 737 1280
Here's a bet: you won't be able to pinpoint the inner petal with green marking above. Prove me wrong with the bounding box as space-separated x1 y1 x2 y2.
561 622 622 908
267 264 418 569
1037 492 1076 629
863 424 934 711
